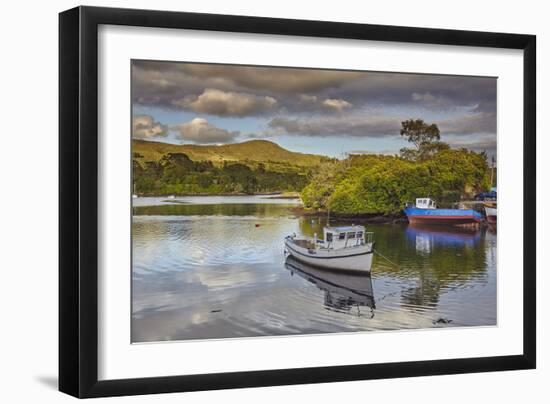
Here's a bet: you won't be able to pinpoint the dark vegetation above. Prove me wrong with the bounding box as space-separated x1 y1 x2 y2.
133 152 313 195
132 139 331 195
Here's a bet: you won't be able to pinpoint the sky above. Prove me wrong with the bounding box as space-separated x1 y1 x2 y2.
131 60 497 159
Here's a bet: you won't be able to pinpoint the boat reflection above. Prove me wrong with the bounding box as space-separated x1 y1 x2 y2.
406 224 481 253
284 255 375 317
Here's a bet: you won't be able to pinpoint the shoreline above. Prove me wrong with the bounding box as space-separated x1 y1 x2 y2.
134 196 490 228
288 206 407 224
134 192 300 198
134 194 404 222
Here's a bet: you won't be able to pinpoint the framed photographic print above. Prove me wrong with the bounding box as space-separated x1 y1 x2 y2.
59 6 536 398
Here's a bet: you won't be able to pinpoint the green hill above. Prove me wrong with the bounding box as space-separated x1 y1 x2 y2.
132 139 332 196
132 139 327 169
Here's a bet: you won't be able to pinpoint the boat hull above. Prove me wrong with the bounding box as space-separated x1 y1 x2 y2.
284 238 373 272
485 206 497 224
284 255 375 310
404 207 483 226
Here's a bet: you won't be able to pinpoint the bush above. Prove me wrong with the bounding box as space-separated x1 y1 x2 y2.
301 149 490 214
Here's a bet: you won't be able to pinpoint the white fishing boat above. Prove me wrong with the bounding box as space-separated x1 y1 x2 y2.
284 225 374 272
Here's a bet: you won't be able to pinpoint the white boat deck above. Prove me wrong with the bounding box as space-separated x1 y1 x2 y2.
284 225 374 272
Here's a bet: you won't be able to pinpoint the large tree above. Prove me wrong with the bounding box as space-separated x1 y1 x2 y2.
399 119 448 161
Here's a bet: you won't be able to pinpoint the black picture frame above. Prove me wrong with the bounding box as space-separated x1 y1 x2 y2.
59 6 536 398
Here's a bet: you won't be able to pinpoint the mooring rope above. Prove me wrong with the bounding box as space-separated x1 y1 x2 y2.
373 249 400 268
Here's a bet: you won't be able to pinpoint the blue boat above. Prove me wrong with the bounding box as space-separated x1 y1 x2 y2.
404 198 483 226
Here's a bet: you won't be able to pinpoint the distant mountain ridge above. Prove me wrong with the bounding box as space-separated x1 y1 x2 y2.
132 139 327 167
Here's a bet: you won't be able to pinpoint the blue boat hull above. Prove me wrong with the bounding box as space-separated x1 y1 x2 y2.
404 207 483 226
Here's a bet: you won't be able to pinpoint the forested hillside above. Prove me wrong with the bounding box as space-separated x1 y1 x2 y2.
133 139 327 169
132 140 328 195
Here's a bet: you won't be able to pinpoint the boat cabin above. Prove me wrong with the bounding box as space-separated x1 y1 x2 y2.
415 198 437 209
322 225 370 249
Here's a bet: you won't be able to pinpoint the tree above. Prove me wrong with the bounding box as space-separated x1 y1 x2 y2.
400 119 441 148
301 149 490 215
399 119 447 161
300 160 345 209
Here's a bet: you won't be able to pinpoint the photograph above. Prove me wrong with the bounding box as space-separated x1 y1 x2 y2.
131 60 498 343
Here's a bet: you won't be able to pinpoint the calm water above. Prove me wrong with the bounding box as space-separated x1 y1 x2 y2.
132 196 496 343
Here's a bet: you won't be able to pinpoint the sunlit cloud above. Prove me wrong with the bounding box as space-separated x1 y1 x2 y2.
172 88 277 117
322 98 353 112
174 118 240 144
132 115 168 139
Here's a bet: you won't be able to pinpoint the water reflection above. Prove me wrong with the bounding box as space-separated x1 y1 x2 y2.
133 202 298 217
285 255 375 317
406 224 481 252
132 196 496 342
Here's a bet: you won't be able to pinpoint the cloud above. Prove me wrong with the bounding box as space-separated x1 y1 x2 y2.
295 94 352 113
172 88 277 117
132 115 168 139
348 149 396 155
322 98 352 112
412 92 437 103
443 133 496 159
440 111 496 135
132 61 362 113
335 74 497 112
410 92 454 109
132 60 497 117
174 118 239 144
180 64 363 93
298 94 318 104
268 115 401 137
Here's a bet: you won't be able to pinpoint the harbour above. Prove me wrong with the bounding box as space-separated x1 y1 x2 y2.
132 195 496 342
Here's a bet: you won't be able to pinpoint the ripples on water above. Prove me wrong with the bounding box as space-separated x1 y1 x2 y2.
132 196 497 343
